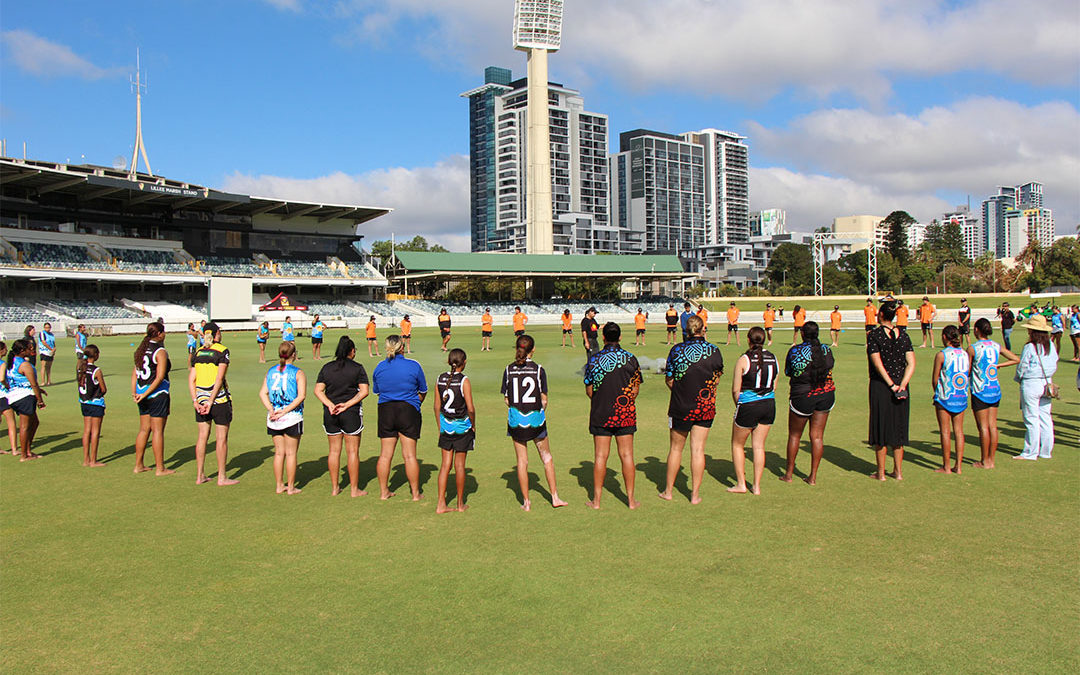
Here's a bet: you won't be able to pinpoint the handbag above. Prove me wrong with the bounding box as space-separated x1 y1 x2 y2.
1037 353 1061 399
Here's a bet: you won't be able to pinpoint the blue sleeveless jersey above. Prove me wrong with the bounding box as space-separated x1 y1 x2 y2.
75 331 88 355
311 322 324 339
6 356 35 403
265 364 303 415
1051 313 1063 332
971 340 1002 404
1070 313 1080 333
282 323 294 342
933 347 970 413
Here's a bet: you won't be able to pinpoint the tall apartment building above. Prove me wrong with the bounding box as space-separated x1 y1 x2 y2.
981 182 1048 258
750 209 786 237
943 206 983 259
1001 207 1055 258
462 66 610 253
683 129 750 246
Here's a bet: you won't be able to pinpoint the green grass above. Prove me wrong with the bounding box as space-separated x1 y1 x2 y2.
700 294 1080 313
3 325 1078 674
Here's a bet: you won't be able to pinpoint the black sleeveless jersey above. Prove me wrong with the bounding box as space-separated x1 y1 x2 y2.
437 371 469 419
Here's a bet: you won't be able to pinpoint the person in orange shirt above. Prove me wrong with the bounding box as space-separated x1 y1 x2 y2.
633 308 648 345
400 314 412 354
512 306 528 337
763 303 776 345
863 298 878 342
792 304 806 344
480 308 493 352
829 305 842 346
723 302 740 346
918 296 937 348
895 299 909 334
560 309 574 347
365 315 380 357
697 304 709 337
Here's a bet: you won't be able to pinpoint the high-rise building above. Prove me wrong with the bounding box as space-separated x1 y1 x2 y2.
462 67 609 253
682 129 750 246
982 182 1047 258
943 206 982 259
750 209 786 237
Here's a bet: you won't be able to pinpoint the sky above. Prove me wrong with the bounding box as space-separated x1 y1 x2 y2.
2 0 1078 251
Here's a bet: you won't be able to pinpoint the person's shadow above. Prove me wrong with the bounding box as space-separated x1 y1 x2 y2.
569 460 629 506
34 432 79 457
821 444 876 474
500 466 552 506
388 459 438 494
704 453 736 488
226 446 274 480
431 467 479 506
637 455 683 497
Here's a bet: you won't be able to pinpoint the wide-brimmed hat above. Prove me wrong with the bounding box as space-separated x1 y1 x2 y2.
1022 315 1051 332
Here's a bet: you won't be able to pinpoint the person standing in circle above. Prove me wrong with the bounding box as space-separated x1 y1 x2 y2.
77 344 106 467
665 304 679 345
1050 306 1064 355
281 316 295 345
503 334 568 511
1068 304 1080 362
189 322 237 486
400 315 413 354
36 322 55 386
314 335 370 497
132 322 174 476
895 299 910 334
679 302 694 342
260 341 306 495
438 308 452 352
74 324 89 366
5 339 44 461
560 309 574 347
186 323 200 367
792 305 806 344
780 321 835 485
634 308 647 346
763 303 776 346
658 315 724 504
584 322 642 510
310 314 326 360
481 308 493 352
257 321 270 363
581 307 601 369
829 305 842 347
931 325 970 474
725 302 739 346
365 315 380 357
728 327 778 495
996 302 1015 351
918 297 937 348
967 318 1019 469
23 326 37 367
372 335 426 500
0 342 20 456
696 303 709 338
434 348 475 513
863 298 878 343
513 307 528 337
1013 315 1057 460
867 303 916 481
957 299 972 348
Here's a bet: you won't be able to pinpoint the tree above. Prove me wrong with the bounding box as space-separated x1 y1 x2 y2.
902 262 935 292
881 210 916 266
1038 237 1080 287
940 222 965 266
765 243 812 292
369 235 449 265
1015 239 1044 274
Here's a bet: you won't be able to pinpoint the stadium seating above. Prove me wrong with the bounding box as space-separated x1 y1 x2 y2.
0 301 55 325
48 300 144 320
112 248 194 274
8 242 104 270
275 261 338 278
200 256 265 276
306 303 370 317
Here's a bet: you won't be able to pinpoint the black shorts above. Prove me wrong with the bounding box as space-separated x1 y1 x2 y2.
312 337 323 344
734 399 776 429
323 405 363 436
971 395 999 412
789 391 836 417
959 324 970 335
507 424 547 443
367 337 377 342
515 330 525 337
377 401 421 439
9 396 37 417
268 421 304 438
257 338 267 344
40 354 53 362
137 394 170 419
667 325 677 333
81 403 105 418
482 330 492 337
439 428 475 453
589 424 636 437
440 329 451 338
27 355 36 366
669 416 713 433
921 322 933 331
196 401 233 426
0 397 8 413
728 324 738 332
636 329 645 336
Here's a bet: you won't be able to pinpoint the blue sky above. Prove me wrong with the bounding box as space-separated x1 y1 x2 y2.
3 0 1078 250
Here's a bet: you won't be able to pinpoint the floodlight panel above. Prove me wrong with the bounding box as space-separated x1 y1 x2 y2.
513 0 564 50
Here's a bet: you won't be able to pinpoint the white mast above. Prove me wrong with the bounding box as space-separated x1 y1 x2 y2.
129 49 153 179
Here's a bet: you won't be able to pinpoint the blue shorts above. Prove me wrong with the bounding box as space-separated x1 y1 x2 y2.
81 403 105 418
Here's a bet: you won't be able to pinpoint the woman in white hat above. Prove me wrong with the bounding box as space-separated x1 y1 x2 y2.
1013 314 1057 460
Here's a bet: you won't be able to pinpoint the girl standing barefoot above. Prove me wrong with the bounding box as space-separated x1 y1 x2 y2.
260 342 306 495
6 339 46 461
77 345 107 467
931 326 970 474
0 342 21 456
729 327 778 495
434 349 476 513
967 319 1019 469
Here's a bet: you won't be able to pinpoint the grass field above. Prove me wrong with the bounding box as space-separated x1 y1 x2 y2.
3 323 1078 674
699 294 1080 313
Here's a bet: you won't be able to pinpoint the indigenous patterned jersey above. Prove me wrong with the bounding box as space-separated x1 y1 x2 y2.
6 356 34 403
311 321 325 339
135 343 170 398
970 340 1002 404
584 345 642 429
265 363 303 429
502 360 547 430
785 342 836 399
437 371 473 434
933 346 970 413
282 322 295 342
664 337 724 422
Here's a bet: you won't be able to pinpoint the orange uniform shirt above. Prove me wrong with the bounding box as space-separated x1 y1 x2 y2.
763 309 775 328
793 308 806 328
697 308 709 326
365 321 377 339
830 311 842 330
727 307 739 324
896 304 909 327
634 313 646 330
918 303 935 323
561 314 573 330
400 319 411 336
863 305 877 326
513 313 527 331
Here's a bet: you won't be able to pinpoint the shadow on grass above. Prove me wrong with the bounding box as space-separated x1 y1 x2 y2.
165 445 196 471
99 444 134 464
500 465 552 507
388 460 438 494
295 455 382 492
430 466 479 506
704 453 736 487
227 445 274 480
637 455 684 497
569 460 629 507
898 441 941 470
31 432 77 457
821 444 876 475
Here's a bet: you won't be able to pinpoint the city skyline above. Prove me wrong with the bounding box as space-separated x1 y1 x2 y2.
2 1 1077 251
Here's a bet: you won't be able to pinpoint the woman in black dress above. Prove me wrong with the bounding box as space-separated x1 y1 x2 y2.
867 302 916 480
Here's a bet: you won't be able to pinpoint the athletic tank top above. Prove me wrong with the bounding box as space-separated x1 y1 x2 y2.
75 331 88 355
971 340 1002 404
258 325 269 342
312 321 324 339
738 350 779 403
265 363 303 429
437 371 473 434
502 360 547 429
187 333 198 351
135 343 171 398
6 356 34 403
78 363 105 407
933 346 970 413
282 323 294 341
1070 313 1080 333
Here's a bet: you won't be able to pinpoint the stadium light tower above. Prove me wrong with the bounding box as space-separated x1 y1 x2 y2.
514 0 563 255
129 49 153 179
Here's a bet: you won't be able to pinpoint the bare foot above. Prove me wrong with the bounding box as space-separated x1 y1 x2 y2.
521 499 531 512
750 484 761 495
973 461 985 468
134 465 151 473
331 486 341 496
986 462 995 469
217 478 239 486
276 485 287 494
83 461 91 467
380 491 395 500
351 488 368 497
436 503 451 514
779 474 793 483
155 468 176 476
657 490 673 501
726 484 748 493
585 499 600 510
887 471 903 480
412 492 424 502
89 462 105 468
550 496 568 508
628 499 641 510
690 494 702 505
803 476 816 486
457 504 469 512
933 466 952 474
196 475 211 485
287 486 302 495
869 472 886 481
20 453 40 462
953 465 962 475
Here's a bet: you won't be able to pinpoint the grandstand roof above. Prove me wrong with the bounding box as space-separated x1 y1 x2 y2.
0 158 391 224
392 251 686 279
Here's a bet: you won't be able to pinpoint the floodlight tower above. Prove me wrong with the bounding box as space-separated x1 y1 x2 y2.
513 0 563 255
129 49 153 179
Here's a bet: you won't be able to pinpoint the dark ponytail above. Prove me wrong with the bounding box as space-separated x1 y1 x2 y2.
7 339 30 378
746 326 766 370
942 325 961 348
514 334 534 366
801 321 828 381
134 322 165 366
77 344 100 388
278 341 296 370
334 335 356 361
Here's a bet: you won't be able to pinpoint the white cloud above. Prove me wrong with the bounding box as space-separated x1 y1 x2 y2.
261 0 302 12
331 0 1080 102
1 30 123 80
221 156 472 251
750 97 1080 232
